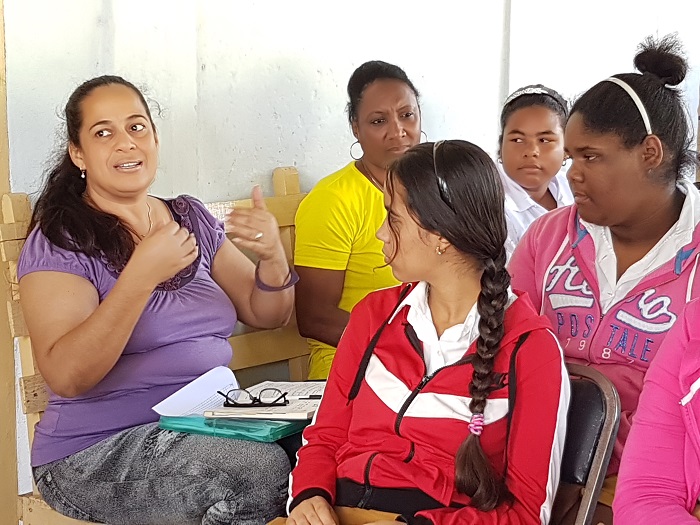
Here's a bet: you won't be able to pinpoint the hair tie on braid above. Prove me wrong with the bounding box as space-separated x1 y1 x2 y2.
469 413 485 436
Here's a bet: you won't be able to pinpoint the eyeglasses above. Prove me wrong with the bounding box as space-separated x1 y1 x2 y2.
432 140 455 211
216 388 289 408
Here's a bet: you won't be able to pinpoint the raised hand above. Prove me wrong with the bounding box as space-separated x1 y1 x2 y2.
226 185 286 263
125 219 199 288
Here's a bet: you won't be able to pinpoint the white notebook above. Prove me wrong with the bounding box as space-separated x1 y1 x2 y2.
205 400 319 421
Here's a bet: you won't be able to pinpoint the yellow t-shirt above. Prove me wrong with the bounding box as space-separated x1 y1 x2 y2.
294 161 399 379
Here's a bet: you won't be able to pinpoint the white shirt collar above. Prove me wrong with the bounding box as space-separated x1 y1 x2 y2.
387 281 517 337
500 165 573 214
581 180 700 313
387 281 517 374
388 281 429 324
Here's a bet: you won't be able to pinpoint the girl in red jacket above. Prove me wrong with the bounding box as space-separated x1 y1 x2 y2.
287 140 570 525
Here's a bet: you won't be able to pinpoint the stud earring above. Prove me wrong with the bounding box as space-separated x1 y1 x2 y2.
435 245 445 256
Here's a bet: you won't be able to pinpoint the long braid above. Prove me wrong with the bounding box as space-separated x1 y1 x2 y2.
389 140 513 510
455 247 511 510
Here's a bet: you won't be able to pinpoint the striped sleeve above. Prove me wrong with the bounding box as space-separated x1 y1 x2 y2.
414 328 570 525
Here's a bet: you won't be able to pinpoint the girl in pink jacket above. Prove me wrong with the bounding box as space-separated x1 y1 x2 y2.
614 298 700 523
509 34 700 523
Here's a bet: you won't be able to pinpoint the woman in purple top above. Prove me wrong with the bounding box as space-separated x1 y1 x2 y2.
17 76 296 524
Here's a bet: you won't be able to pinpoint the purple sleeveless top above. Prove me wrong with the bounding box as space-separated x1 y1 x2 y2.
17 196 237 466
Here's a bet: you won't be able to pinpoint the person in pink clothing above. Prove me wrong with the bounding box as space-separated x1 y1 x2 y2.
509 34 700 524
614 297 700 523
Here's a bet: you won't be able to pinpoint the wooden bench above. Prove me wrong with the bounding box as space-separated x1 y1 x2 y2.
2 167 309 524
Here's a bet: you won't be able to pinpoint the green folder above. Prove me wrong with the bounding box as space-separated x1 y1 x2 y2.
159 415 308 442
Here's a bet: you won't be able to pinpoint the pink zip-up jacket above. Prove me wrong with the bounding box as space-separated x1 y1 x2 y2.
614 298 700 524
509 204 700 473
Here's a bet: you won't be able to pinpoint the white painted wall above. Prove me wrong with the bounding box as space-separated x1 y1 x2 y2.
5 0 699 497
509 0 700 149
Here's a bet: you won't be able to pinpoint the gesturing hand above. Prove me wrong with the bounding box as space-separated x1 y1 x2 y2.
286 496 339 525
226 185 286 263
126 220 199 288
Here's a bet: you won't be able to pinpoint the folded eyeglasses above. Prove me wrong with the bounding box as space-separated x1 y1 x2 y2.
216 387 289 408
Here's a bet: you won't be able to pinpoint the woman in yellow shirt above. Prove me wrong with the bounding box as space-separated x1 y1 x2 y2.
295 61 423 379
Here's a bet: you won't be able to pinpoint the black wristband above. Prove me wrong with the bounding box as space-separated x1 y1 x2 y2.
255 261 299 291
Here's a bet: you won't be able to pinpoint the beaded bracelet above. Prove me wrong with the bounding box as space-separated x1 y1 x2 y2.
254 261 300 291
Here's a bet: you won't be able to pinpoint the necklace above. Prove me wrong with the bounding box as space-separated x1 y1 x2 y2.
137 200 153 239
358 159 384 192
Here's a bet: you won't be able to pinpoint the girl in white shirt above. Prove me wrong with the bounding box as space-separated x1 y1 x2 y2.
498 84 573 258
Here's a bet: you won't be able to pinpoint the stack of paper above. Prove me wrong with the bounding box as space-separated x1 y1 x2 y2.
205 380 325 420
152 366 326 421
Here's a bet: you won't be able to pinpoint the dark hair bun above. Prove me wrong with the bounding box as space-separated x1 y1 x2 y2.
634 34 688 86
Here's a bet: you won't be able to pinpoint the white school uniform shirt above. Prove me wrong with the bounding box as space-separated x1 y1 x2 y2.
501 165 574 260
581 179 700 314
388 281 517 375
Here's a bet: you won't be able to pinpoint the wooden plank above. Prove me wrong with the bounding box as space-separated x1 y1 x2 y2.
279 228 294 263
18 336 36 376
0 2 21 521
19 374 47 415
0 238 23 262
0 220 28 241
24 412 39 455
8 260 19 301
1 193 30 224
7 299 27 337
287 355 309 382
20 494 91 524
273 166 301 196
229 324 309 371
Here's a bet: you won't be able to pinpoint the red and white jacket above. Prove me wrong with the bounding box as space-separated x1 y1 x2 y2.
289 284 570 524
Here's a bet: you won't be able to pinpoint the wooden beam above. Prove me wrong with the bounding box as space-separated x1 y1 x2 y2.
19 373 47 415
229 324 309 371
20 494 87 525
0 0 20 522
205 193 305 228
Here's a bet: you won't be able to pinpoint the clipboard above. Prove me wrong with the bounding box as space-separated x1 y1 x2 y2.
159 415 308 442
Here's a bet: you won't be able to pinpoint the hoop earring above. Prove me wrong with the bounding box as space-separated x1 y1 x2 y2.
80 169 86 179
421 130 428 142
562 157 569 167
350 141 363 161
435 245 445 256
497 157 503 164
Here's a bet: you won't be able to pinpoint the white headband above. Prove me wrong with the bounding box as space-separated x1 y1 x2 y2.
503 86 567 114
504 86 550 106
604 77 653 135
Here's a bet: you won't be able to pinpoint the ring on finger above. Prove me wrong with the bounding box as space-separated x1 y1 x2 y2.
254 232 264 241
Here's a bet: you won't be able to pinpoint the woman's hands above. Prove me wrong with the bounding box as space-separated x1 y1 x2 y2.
226 185 287 264
125 220 199 289
211 185 294 328
287 496 339 525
